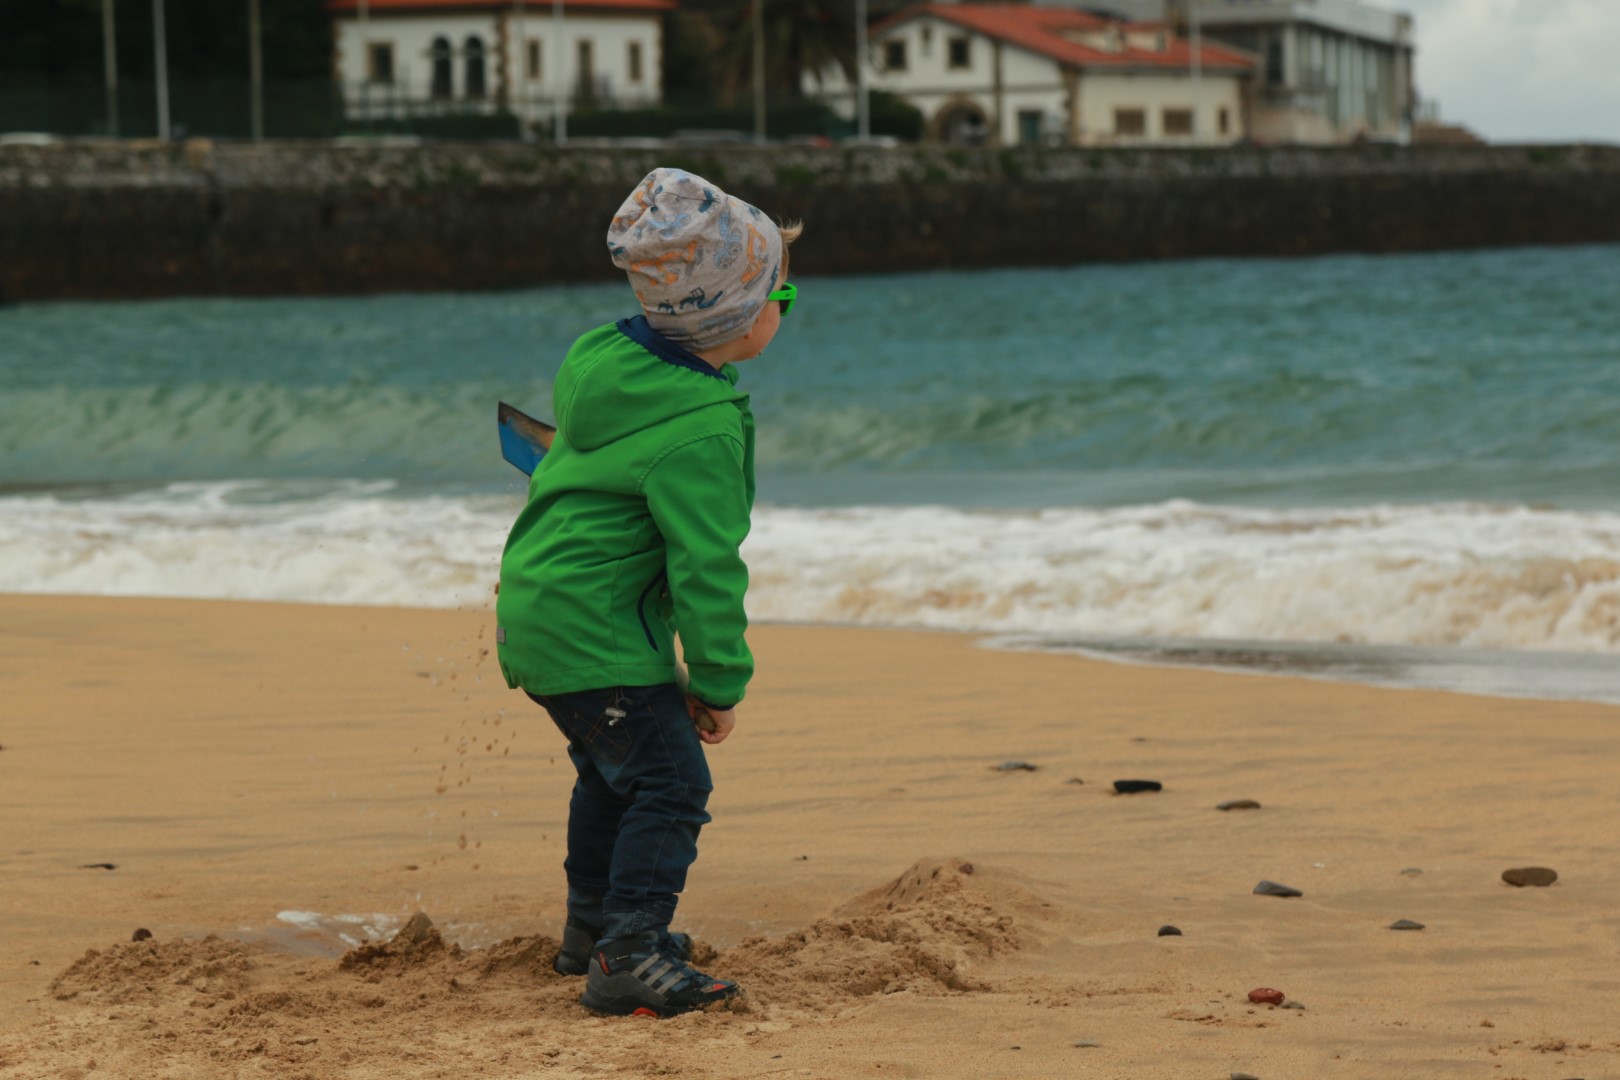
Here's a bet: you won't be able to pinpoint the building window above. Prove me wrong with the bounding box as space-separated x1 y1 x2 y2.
1218 106 1230 135
1114 108 1145 136
1266 38 1284 86
430 36 452 99
577 39 595 100
628 40 643 83
367 42 394 84
1017 109 1042 145
527 39 542 81
1163 108 1193 136
465 36 486 99
947 36 971 69
920 25 932 55
884 39 907 72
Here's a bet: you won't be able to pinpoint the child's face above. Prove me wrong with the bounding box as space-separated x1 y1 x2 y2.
730 256 789 364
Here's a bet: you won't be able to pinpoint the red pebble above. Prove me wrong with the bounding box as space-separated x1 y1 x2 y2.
1248 987 1286 1006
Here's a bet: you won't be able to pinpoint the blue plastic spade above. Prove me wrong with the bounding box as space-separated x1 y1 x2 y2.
498 401 557 476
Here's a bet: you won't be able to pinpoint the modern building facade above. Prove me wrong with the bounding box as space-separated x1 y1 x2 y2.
1071 0 1416 143
327 0 672 126
813 4 1255 147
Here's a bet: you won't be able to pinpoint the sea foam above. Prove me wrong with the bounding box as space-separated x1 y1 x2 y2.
3 484 1618 655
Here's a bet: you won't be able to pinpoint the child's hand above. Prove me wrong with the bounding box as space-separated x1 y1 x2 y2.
685 695 735 745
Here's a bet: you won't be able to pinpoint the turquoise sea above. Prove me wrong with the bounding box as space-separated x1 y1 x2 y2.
3 244 1619 701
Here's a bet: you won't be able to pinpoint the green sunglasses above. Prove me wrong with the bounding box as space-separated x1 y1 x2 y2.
766 281 798 316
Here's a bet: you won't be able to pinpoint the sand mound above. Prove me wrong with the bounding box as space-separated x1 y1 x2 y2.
335 910 459 973
49 934 258 1006
16 863 1025 1076
721 857 1021 1010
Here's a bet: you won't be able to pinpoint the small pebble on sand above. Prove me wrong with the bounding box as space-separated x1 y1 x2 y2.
1248 988 1286 1006
1065 777 1084 785
1502 866 1557 887
1253 880 1303 898
1113 779 1163 794
1232 1072 1261 1080
1157 925 1182 937
1217 799 1261 811
131 928 153 942
1073 1040 1099 1048
995 761 1038 772
1400 867 1424 876
1389 919 1425 931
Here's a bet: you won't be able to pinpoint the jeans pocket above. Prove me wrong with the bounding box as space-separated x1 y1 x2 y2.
552 690 634 768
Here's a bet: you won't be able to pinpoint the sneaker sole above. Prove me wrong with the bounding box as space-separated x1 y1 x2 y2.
578 984 738 1018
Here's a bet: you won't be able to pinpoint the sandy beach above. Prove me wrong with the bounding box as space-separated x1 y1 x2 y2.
2 594 1617 1079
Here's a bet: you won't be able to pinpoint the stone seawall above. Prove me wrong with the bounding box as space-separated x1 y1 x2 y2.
3 141 1619 301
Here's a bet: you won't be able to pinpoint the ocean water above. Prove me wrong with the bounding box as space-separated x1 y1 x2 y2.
3 245 1619 702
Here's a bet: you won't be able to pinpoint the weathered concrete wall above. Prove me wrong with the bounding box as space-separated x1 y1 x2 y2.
3 140 1619 301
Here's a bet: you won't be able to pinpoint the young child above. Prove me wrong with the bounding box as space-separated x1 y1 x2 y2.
495 168 799 1017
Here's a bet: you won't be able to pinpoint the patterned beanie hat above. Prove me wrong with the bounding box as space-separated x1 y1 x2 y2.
607 168 785 352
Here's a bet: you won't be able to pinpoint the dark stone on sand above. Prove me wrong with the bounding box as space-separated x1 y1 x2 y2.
1400 867 1424 876
1218 799 1261 811
1253 880 1303 898
1113 779 1162 794
995 761 1038 772
78 863 116 870
1232 1072 1261 1079
1065 777 1084 784
1502 866 1557 887
1389 919 1425 931
958 862 974 875
1281 1001 1306 1010
1247 987 1286 1005
1157 925 1182 937
1073 1040 1099 1048
131 928 153 942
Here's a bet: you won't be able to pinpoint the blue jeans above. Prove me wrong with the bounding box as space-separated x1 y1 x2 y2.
529 683 713 943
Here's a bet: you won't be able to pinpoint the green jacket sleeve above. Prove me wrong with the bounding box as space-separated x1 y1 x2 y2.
642 433 754 708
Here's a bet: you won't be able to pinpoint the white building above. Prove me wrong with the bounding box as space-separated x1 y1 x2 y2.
813 3 1255 146
1073 0 1416 143
328 0 672 127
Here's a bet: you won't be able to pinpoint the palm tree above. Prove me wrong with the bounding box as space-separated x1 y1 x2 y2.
709 0 857 104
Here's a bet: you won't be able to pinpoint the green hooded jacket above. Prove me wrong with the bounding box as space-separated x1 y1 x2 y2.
496 316 755 708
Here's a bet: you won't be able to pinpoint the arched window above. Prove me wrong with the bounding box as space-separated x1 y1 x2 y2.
430 37 453 99
465 36 487 99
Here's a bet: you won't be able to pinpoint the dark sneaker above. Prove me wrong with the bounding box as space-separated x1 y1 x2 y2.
553 918 693 977
579 934 739 1017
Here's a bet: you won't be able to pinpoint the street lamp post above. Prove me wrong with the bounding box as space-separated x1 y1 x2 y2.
553 0 567 144
249 0 264 140
1190 3 1202 141
855 0 869 140
152 0 171 140
514 0 527 135
752 0 765 143
102 0 119 137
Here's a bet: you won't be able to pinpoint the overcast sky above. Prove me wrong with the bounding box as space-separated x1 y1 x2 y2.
1399 0 1620 143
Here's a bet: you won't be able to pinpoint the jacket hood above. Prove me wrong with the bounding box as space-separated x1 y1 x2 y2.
554 317 748 452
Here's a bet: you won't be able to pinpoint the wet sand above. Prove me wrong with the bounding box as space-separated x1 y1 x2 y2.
2 595 1617 1079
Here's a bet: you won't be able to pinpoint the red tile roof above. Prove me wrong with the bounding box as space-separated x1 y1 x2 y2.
878 4 1254 73
328 0 674 12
